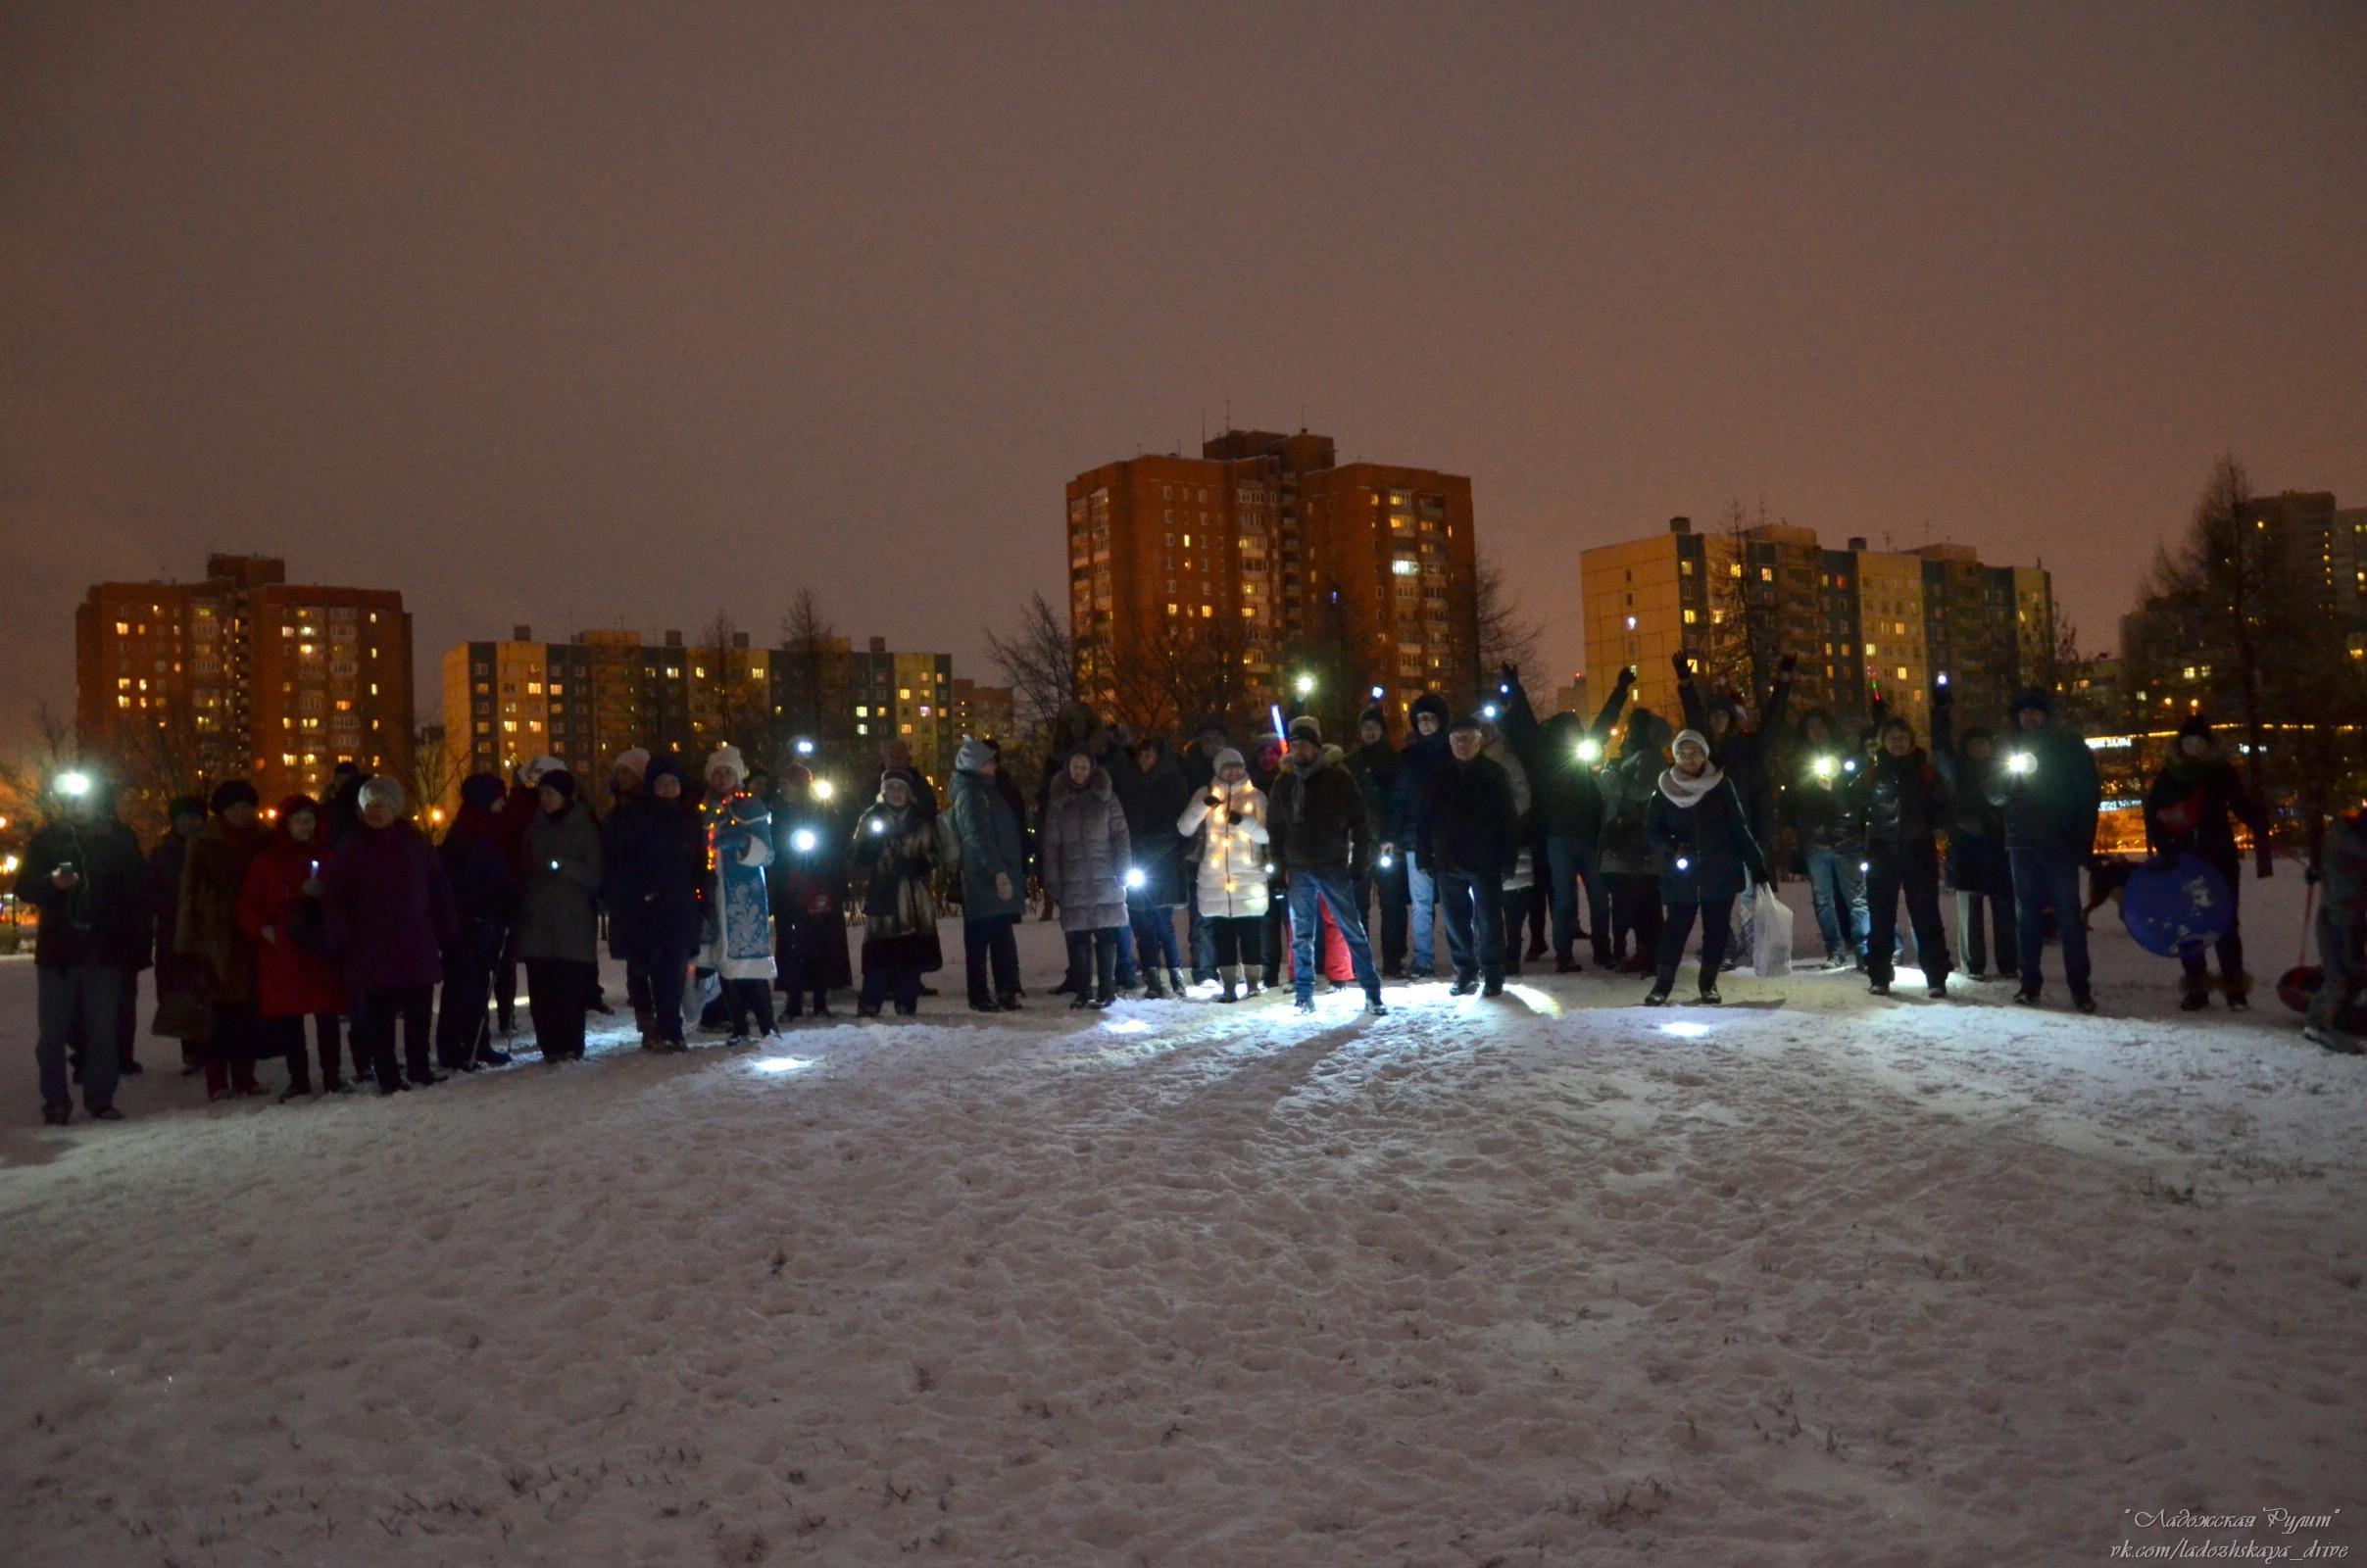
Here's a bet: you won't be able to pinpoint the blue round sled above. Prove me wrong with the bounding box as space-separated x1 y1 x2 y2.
2120 854 2235 958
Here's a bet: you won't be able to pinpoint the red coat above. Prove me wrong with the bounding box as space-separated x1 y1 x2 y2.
234 834 347 1019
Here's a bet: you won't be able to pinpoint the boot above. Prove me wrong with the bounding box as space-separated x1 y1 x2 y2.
2179 973 2211 1012
1168 966 1186 996
2223 972 2251 1011
1141 969 1166 1000
1219 965 1240 1004
634 1004 656 1041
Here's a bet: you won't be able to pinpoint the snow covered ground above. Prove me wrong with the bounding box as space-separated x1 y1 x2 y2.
3 881 2362 1567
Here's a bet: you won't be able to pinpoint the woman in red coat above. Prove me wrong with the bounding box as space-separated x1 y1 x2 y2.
235 795 351 1098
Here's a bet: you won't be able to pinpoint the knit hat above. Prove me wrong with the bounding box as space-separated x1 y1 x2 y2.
955 735 995 773
209 778 260 814
1409 693 1451 728
612 747 651 783
1670 728 1711 760
705 744 747 786
1194 714 1227 741
357 775 406 813
2008 687 2054 719
2178 713 2213 741
167 794 208 824
1288 715 1322 745
1448 711 1486 735
276 793 320 825
1212 747 1247 774
537 768 579 805
459 772 506 811
1358 704 1388 732
879 765 923 801
519 755 565 787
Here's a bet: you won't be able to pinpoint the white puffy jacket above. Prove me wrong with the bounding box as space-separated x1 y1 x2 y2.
1176 778 1271 919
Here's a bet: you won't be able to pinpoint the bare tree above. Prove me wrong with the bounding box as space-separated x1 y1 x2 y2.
1471 557 1542 687
1110 611 1257 741
691 611 770 765
777 588 853 760
1699 498 1785 709
0 704 79 835
404 723 460 822
987 591 1080 738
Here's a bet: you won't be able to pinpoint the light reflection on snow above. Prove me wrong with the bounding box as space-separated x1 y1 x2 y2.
1504 984 1560 1017
1658 1021 1713 1040
751 1055 816 1075
1101 1018 1153 1034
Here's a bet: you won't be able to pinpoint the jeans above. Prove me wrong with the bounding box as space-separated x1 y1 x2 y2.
1802 848 1870 959
524 957 596 1059
1406 852 1441 975
1544 836 1609 964
1065 928 1120 1002
964 913 1020 1004
1129 906 1182 978
353 985 433 1089
37 962 123 1112
1866 842 1950 988
2009 847 2092 1000
1437 868 1506 983
1285 868 1382 1004
1654 896 1736 994
1954 890 2016 977
2307 909 2364 1031
1113 920 1141 989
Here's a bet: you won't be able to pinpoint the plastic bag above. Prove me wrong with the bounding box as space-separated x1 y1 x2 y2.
1751 886 1795 978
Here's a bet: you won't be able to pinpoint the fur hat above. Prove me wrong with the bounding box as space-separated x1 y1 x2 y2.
2178 713 2213 741
955 735 995 773
1287 714 1322 745
356 775 406 813
538 769 578 805
612 747 651 783
459 772 506 811
705 744 747 787
1358 704 1388 733
209 778 260 814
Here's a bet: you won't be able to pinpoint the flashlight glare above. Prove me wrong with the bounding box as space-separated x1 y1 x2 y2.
792 828 817 854
1124 868 1146 890
813 779 835 801
56 771 91 798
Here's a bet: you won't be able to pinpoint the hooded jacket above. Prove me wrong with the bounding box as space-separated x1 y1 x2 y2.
518 799 604 963
1176 761 1270 919
1391 693 1455 851
233 797 346 1019
1041 763 1131 932
949 763 1027 921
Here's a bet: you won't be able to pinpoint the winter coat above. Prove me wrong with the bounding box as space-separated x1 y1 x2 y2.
518 803 604 963
176 817 264 1006
1177 777 1271 919
950 767 1027 921
1780 758 1862 856
702 790 775 981
233 828 346 1019
143 829 211 1037
1852 748 1950 858
1269 754 1372 878
1112 741 1193 909
2315 810 2367 918
1987 721 2102 859
440 813 519 940
14 814 147 970
144 831 193 969
1647 768 1770 905
1528 703 1621 844
1346 740 1403 846
1392 693 1455 850
321 819 456 993
1041 766 1131 932
1418 754 1521 876
2145 750 2267 875
1929 704 2010 893
853 798 942 970
1596 710 1673 877
1681 675 1791 847
604 791 706 955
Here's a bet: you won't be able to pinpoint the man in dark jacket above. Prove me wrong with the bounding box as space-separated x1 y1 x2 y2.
1780 708 1869 969
1387 693 1453 978
1850 717 1954 998
1419 714 1520 996
1268 716 1386 1015
1346 705 1408 977
1989 687 2103 1011
1504 667 1632 972
2145 714 2270 1009
1112 734 1192 997
1930 683 2014 980
15 768 146 1123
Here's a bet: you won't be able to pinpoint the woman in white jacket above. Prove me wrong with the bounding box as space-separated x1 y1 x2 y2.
1175 748 1270 1003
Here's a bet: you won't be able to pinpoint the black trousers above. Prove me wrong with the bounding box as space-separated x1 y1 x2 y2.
435 921 503 1068
645 942 694 1044
524 957 595 1060
1613 873 1663 966
494 922 523 1034
260 1011 346 1088
1655 895 1737 993
1954 889 2017 977
1867 842 1950 988
1357 860 1410 972
1208 913 1262 972
723 976 775 1036
1437 868 1507 983
965 914 1020 1004
354 985 433 1089
1065 929 1119 1001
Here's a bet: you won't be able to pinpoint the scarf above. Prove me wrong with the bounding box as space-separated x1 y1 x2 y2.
1656 759 1725 808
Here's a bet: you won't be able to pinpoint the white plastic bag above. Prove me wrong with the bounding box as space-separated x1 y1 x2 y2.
1751 887 1795 979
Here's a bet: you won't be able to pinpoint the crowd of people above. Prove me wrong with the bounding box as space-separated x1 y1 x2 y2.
14 649 2357 1122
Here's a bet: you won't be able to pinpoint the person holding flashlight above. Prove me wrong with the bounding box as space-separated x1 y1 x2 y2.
950 737 1028 1012
235 795 349 1096
518 768 604 1060
16 769 145 1123
1782 707 1870 970
1642 729 1770 1006
853 768 942 1016
1989 687 2102 1011
1849 717 1953 999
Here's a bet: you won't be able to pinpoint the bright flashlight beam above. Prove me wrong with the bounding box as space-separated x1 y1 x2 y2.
1659 1021 1712 1040
792 829 817 854
752 1055 815 1075
56 771 90 798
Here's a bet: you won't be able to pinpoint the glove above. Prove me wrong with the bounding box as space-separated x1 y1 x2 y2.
2306 863 2324 886
2257 859 2275 881
1672 650 1694 678
1615 665 1637 690
1777 654 1797 676
1205 793 1223 808
1931 675 1953 709
995 872 1013 901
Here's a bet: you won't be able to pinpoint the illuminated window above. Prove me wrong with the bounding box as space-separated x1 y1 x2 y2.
855 705 867 717
899 688 911 700
1202 606 1213 618
900 723 912 735
1683 610 1698 625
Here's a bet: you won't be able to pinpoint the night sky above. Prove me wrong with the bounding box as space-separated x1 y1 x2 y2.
5 1 2361 743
